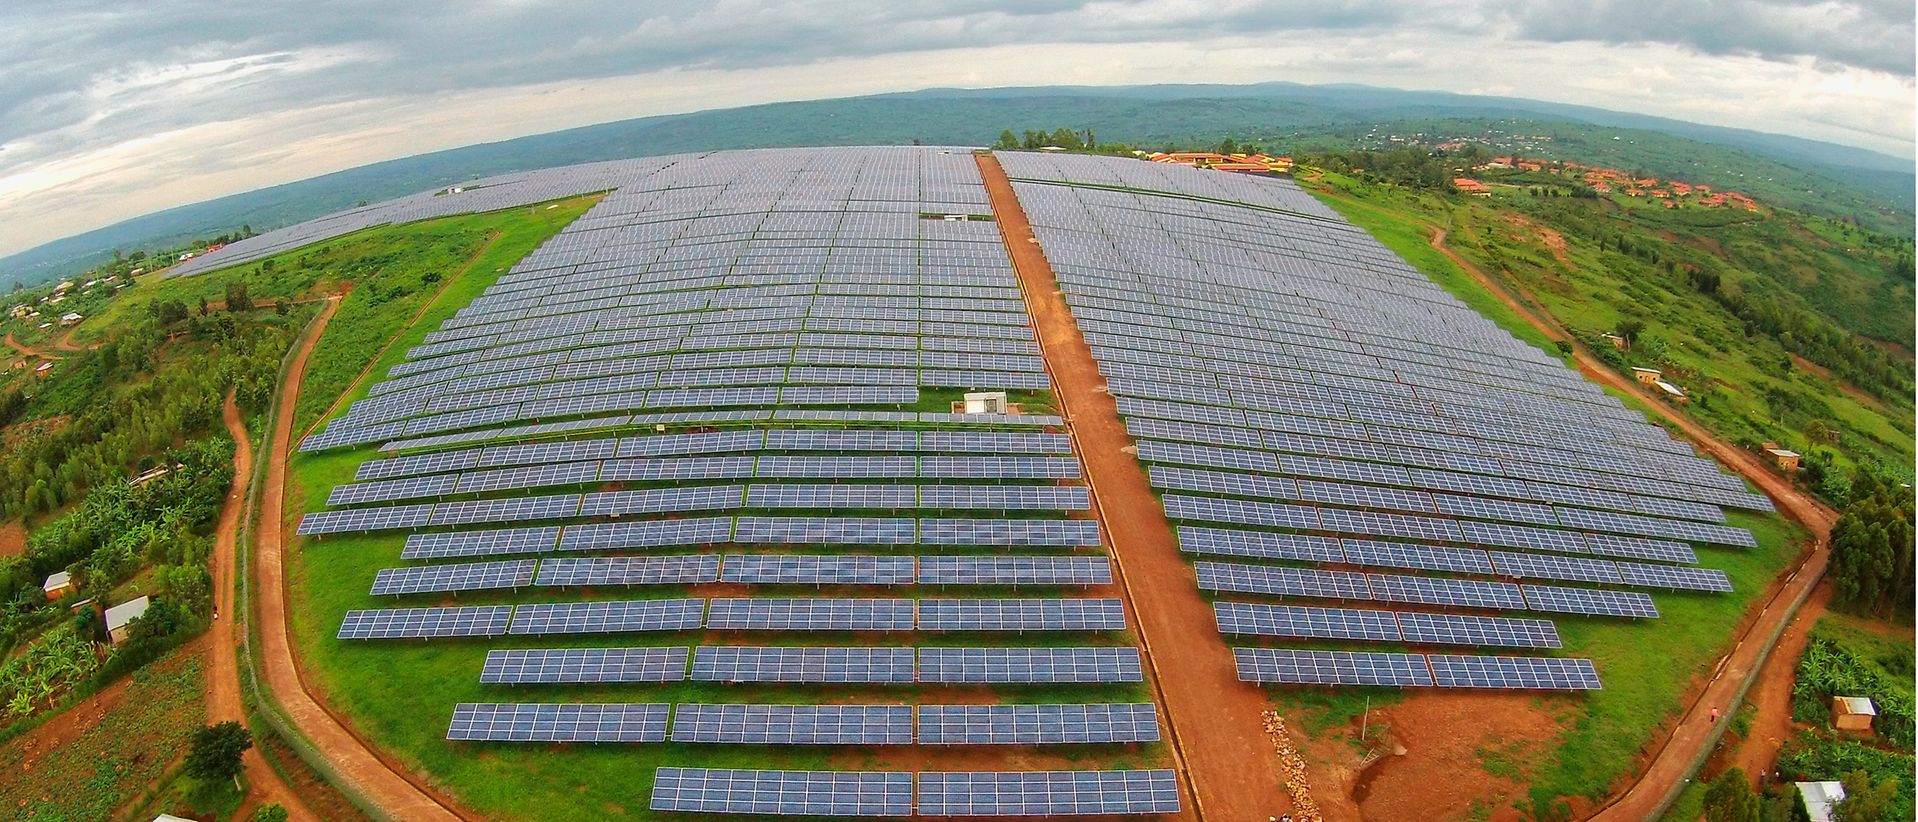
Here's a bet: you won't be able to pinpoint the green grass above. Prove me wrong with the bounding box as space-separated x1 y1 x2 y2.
1658 779 1709 822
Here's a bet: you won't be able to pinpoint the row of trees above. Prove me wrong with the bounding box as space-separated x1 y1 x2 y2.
1827 470 1914 619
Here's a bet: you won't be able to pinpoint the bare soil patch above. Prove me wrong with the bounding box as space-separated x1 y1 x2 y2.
0 520 25 560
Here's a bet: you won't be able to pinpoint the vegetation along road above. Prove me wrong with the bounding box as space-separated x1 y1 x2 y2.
251 295 468 821
212 389 316 820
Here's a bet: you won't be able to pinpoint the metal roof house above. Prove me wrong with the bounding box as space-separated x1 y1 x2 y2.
1796 780 1847 822
104 596 151 645
1832 695 1876 732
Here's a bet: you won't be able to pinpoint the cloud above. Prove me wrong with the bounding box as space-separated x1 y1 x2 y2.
0 1 1910 257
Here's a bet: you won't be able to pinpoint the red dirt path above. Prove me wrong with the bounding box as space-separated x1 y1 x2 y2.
253 296 469 820
212 391 317 820
980 153 1292 820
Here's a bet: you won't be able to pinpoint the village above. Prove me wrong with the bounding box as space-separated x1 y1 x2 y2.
1453 154 1764 211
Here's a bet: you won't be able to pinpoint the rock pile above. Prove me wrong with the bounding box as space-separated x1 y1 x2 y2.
1263 710 1323 822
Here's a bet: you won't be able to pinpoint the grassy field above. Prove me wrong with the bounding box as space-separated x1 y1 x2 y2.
0 644 205 821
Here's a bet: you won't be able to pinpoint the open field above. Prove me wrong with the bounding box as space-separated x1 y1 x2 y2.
0 644 205 821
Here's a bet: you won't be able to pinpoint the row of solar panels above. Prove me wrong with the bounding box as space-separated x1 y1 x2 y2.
1195 561 1662 618
478 645 1142 684
1216 601 1562 648
1170 494 1703 565
372 554 1113 595
1143 429 1756 525
299 503 1103 546
1155 471 1745 555
447 701 1158 745
307 384 931 450
1144 428 1728 526
650 767 1179 816
373 410 1064 454
339 598 1128 636
355 429 1071 482
341 364 1049 433
1235 647 1602 690
1178 526 1731 592
329 467 1086 507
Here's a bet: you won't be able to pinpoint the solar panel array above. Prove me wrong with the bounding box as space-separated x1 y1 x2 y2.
999 151 1759 694
1234 648 1601 691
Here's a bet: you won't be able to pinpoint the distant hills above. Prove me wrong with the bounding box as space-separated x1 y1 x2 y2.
4 82 1912 289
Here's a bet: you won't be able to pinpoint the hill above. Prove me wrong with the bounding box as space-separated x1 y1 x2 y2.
2 83 1911 288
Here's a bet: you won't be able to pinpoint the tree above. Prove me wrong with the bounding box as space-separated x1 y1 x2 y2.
1615 318 1647 343
1704 768 1759 822
995 130 1019 150
224 281 251 312
184 721 252 783
1828 472 1915 617
1832 768 1898 822
248 805 288 822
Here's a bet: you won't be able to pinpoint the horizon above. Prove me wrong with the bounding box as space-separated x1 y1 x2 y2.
1 2 1912 261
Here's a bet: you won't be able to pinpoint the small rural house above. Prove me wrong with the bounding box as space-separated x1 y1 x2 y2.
59 312 83 327
1832 696 1876 732
1653 380 1687 405
1600 333 1628 350
1796 781 1846 822
1630 366 1661 385
1767 448 1802 473
42 571 73 600
104 596 152 646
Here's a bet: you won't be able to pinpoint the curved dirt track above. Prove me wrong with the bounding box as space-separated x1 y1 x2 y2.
980 154 1295 820
252 296 468 821
4 331 60 360
213 392 317 821
1418 223 1840 819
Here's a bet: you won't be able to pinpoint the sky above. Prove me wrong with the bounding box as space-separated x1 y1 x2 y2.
1 1 1913 258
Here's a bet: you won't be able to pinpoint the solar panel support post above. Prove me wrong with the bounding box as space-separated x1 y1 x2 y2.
1360 695 1370 741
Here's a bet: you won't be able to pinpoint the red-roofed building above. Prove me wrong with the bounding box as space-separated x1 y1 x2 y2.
1453 178 1491 196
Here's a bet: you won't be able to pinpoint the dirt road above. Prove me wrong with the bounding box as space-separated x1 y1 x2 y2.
213 391 317 821
4 331 60 360
1417 220 1840 820
252 296 468 821
979 153 1295 820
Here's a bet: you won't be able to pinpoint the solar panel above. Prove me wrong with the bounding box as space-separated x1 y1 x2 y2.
1487 551 1623 585
720 554 916 585
669 704 913 745
577 485 745 517
1213 602 1402 642
689 646 916 683
446 702 669 742
1176 526 1345 563
649 768 913 816
919 518 1102 546
705 598 916 631
1193 561 1372 600
1368 573 1527 610
430 494 580 526
917 485 1092 510
370 559 536 596
916 770 1181 815
917 647 1142 683
1395 612 1563 649
916 555 1112 586
297 504 434 535
917 599 1127 632
916 703 1161 745
1521 585 1661 618
479 647 690 684
337 606 512 639
1615 562 1734 593
507 599 705 635
746 484 917 510
1341 539 1494 575
1233 647 1434 686
401 526 561 559
534 555 720 587
557 517 732 552
734 517 917 545
1426 655 1602 690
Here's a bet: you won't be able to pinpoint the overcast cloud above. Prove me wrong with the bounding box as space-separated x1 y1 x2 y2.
0 0 1911 257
